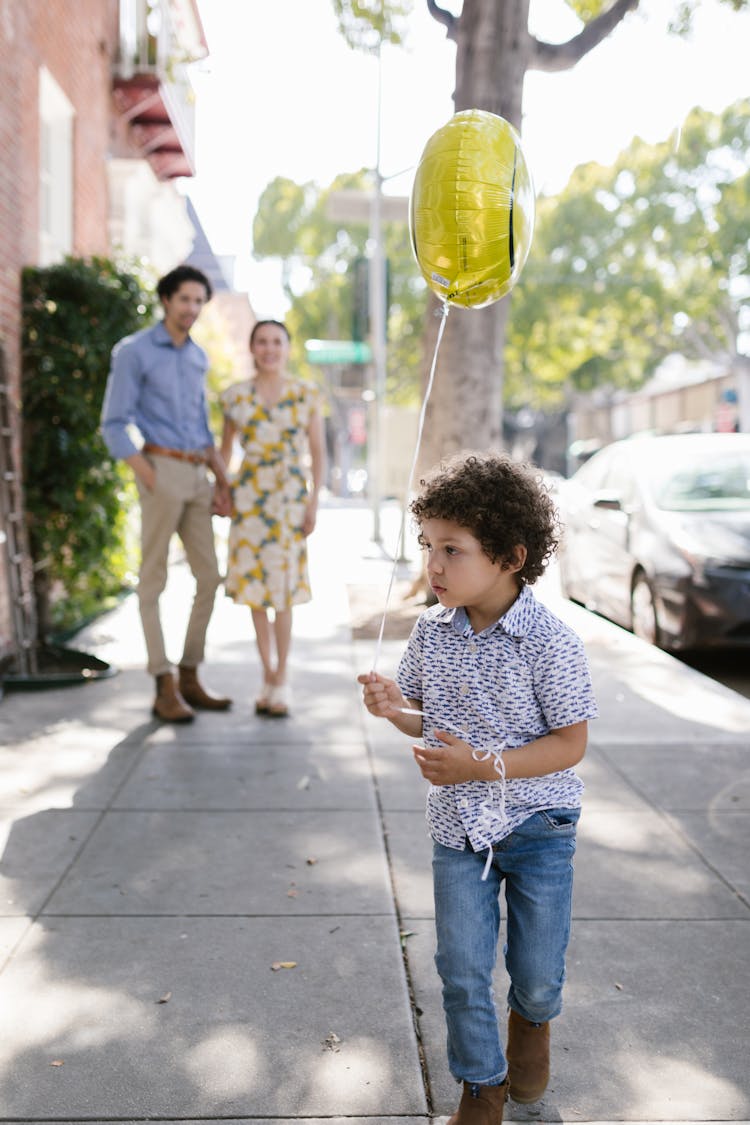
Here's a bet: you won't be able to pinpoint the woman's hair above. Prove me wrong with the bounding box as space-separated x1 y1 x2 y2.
410 451 560 585
249 319 291 346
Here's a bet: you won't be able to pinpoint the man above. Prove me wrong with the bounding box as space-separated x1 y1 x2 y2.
101 264 232 721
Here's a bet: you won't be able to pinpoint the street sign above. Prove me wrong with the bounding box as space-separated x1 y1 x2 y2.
305 339 372 365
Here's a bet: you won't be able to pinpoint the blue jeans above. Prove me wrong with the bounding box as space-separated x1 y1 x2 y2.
432 808 580 1086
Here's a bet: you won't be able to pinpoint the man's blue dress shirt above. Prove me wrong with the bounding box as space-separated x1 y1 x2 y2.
100 322 214 460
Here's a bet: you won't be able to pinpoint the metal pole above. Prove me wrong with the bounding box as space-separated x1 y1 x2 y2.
368 36 387 544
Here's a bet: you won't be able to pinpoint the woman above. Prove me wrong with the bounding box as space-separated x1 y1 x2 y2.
219 320 325 716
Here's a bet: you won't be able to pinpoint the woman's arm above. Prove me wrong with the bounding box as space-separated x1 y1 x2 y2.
219 415 237 470
209 415 237 517
303 408 326 536
206 445 229 489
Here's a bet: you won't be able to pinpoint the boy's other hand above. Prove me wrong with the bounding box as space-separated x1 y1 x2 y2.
412 730 480 785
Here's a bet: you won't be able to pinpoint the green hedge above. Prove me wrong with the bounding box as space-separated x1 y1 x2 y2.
21 256 156 637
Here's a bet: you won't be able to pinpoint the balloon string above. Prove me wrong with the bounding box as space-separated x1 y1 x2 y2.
371 300 450 673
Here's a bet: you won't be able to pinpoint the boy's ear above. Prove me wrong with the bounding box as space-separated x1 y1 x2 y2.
502 544 527 573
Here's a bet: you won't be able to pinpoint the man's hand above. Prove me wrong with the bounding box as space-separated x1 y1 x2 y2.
212 482 233 517
127 452 156 491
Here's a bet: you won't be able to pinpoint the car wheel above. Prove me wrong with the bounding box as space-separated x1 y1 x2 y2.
631 573 659 646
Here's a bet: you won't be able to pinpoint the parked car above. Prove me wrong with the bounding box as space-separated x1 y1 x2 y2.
557 433 750 651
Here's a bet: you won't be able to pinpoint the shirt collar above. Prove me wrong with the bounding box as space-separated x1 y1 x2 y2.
153 321 192 348
499 584 537 638
438 584 538 640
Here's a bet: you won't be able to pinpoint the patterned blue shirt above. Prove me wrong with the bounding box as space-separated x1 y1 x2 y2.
101 322 214 460
396 584 598 852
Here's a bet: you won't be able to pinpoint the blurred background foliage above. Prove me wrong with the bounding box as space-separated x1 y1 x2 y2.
251 99 749 415
21 256 156 636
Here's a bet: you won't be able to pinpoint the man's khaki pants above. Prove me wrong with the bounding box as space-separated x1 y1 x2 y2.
136 456 222 677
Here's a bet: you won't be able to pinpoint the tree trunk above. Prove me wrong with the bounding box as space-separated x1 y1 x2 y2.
419 0 531 472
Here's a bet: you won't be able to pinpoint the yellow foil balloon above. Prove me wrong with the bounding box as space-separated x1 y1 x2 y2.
409 109 535 309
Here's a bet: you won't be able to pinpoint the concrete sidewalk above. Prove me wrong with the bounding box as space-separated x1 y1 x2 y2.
0 499 748 1124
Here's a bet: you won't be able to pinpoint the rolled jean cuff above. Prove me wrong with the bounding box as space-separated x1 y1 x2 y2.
455 1069 508 1087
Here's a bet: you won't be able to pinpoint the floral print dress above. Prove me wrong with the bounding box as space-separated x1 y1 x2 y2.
220 378 320 610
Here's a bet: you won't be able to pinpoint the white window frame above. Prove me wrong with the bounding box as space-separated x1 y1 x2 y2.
38 67 74 266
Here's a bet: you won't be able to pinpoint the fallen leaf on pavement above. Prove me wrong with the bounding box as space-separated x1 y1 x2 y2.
156 991 172 1004
271 961 297 971
322 1031 341 1052
50 1060 64 1067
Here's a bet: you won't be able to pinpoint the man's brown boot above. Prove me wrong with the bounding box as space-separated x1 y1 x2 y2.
447 1079 509 1125
506 1009 550 1104
178 665 232 711
153 673 195 723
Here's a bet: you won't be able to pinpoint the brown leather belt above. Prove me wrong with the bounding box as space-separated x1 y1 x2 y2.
143 443 208 465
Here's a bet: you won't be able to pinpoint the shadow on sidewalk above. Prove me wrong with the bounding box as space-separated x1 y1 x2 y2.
0 642 428 1119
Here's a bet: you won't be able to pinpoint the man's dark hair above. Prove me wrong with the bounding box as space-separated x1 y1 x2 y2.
410 452 559 585
157 265 213 302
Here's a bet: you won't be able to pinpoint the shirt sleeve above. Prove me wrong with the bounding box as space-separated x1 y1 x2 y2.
100 338 141 461
532 626 598 730
220 384 236 418
197 379 214 450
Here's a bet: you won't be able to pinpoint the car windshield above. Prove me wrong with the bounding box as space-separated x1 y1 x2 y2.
649 448 750 511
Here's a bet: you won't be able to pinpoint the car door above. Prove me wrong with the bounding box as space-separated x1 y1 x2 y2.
585 451 637 626
559 449 619 602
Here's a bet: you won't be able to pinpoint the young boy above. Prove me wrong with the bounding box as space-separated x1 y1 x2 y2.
358 452 597 1124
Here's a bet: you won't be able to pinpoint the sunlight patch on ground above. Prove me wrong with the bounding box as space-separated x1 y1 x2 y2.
184 1026 264 1097
625 1051 747 1118
0 959 152 1062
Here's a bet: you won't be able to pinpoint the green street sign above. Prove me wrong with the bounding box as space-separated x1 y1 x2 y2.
305 339 372 365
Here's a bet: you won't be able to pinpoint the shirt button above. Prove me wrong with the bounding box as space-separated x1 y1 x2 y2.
460 798 469 808
470 642 477 653
459 684 469 695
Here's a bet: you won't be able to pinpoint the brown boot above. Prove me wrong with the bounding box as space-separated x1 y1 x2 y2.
447 1079 509 1125
506 1008 550 1104
178 665 232 711
153 673 194 723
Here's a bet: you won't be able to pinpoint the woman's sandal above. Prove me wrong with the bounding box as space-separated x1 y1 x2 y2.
255 682 272 715
267 683 290 718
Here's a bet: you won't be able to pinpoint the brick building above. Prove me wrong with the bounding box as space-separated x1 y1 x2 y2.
0 0 210 665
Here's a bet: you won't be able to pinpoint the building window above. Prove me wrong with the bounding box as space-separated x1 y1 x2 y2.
38 67 74 266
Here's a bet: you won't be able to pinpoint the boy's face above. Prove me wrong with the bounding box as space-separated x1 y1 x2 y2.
420 517 523 622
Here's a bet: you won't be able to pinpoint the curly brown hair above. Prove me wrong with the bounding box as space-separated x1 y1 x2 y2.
410 452 559 585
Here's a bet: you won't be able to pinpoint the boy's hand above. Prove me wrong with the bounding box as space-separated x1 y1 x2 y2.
357 672 423 737
357 671 406 719
412 730 482 785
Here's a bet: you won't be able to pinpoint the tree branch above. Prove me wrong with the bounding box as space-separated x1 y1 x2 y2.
529 0 641 73
425 0 458 41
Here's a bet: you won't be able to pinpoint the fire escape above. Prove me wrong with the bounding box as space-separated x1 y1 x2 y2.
112 0 207 181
